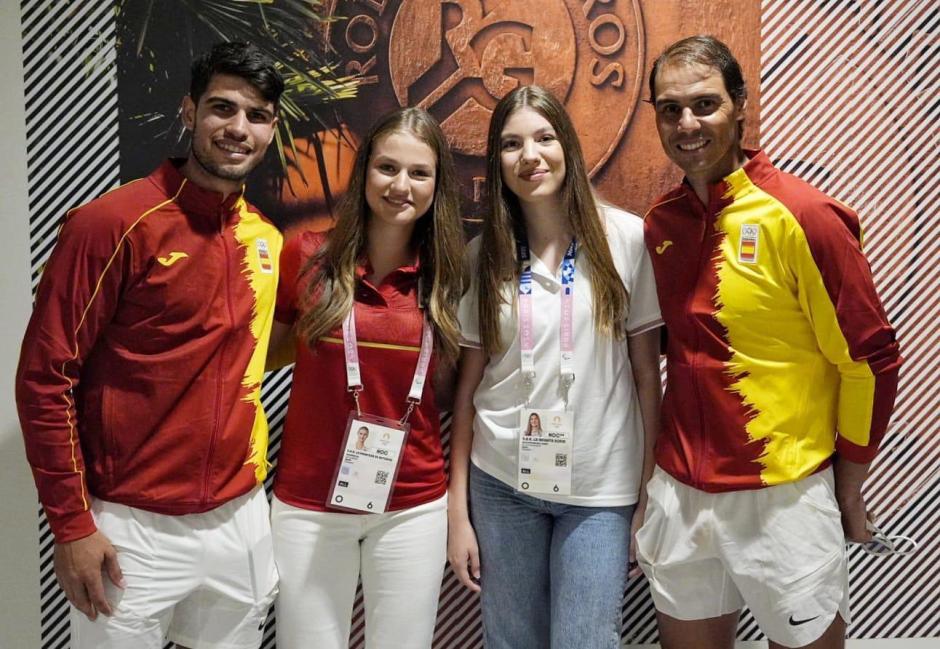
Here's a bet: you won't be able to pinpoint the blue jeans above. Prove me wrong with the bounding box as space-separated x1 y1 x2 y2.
469 463 634 649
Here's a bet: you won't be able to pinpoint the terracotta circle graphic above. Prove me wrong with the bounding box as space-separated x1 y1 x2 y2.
388 0 644 175
389 0 576 156
321 0 645 215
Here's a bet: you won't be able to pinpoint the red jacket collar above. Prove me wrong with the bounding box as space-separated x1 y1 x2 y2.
680 149 775 202
150 159 246 218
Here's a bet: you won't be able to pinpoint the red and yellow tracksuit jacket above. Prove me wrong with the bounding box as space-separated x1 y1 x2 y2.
16 160 282 542
644 150 901 491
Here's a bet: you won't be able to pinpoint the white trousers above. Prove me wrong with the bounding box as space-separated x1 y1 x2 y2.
271 493 447 649
72 487 277 649
636 467 850 648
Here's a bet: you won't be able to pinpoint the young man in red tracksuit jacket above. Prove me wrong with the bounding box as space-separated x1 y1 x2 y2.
635 36 901 649
16 41 284 649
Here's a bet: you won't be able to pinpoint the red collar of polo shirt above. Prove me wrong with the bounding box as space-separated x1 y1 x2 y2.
354 253 421 282
354 253 422 308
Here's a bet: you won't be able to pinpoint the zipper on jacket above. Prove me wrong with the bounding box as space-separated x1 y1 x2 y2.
688 198 715 488
202 209 236 506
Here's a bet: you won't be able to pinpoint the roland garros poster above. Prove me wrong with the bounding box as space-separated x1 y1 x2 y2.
18 1 936 647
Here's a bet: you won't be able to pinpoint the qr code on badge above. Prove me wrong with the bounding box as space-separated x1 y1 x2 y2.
375 470 389 485
555 454 568 467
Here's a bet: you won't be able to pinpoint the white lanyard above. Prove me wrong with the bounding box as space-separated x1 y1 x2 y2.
342 307 434 424
518 239 577 397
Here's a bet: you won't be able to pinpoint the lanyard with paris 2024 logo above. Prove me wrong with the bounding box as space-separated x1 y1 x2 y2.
516 239 576 496
327 307 433 513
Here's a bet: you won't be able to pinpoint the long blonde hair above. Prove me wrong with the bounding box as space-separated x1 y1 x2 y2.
297 108 464 366
478 85 628 355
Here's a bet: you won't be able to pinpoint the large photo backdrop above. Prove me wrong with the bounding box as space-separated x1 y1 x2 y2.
19 0 937 647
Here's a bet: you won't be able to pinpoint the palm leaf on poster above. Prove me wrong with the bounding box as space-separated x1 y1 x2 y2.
277 117 307 195
119 0 359 194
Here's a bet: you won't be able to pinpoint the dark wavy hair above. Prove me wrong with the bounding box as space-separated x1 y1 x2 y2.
648 35 746 104
190 41 284 105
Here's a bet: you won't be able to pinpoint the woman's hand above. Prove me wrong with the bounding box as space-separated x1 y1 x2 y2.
628 498 646 579
447 514 481 592
627 327 660 580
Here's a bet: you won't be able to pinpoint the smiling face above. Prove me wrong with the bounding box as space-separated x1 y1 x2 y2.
364 131 437 231
181 73 277 195
499 107 566 210
528 413 541 430
653 62 747 191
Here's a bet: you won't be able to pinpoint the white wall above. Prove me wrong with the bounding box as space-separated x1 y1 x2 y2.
0 0 41 647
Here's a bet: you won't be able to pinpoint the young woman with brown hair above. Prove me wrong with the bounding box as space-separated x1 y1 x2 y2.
447 86 663 648
269 107 464 649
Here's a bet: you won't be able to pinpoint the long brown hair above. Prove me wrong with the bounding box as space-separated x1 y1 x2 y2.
296 107 465 366
478 85 628 355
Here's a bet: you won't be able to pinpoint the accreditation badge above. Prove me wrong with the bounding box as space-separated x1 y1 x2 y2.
517 408 574 496
328 412 409 513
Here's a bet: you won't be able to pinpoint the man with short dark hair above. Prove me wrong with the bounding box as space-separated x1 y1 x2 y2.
17 41 284 648
636 35 901 649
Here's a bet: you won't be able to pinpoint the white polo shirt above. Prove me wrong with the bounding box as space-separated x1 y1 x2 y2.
459 205 662 506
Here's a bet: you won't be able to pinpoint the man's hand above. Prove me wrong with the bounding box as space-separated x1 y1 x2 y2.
447 516 481 593
835 487 873 544
833 457 874 544
54 531 125 620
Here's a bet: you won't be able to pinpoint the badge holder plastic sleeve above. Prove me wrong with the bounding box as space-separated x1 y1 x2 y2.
326 411 411 514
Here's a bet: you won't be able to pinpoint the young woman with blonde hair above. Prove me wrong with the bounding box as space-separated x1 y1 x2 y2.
448 85 663 648
270 107 464 649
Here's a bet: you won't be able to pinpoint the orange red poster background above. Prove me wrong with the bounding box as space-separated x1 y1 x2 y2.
276 0 761 234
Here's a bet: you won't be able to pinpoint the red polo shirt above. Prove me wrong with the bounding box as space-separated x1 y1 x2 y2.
273 231 446 511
